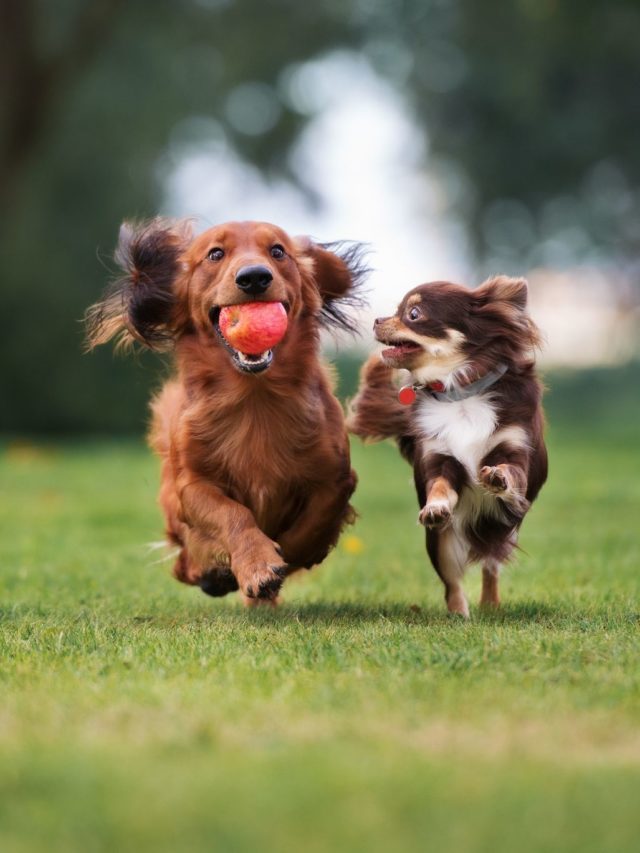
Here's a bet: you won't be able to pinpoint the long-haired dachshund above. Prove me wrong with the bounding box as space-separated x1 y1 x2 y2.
348 276 547 616
86 219 367 604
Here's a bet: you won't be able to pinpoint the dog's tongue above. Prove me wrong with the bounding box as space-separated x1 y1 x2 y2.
382 342 421 359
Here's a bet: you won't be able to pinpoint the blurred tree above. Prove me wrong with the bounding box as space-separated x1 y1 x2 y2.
0 0 358 433
361 0 640 272
0 0 124 218
1 0 638 433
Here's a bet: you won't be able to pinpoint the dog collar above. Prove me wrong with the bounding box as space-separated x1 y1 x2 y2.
398 363 508 405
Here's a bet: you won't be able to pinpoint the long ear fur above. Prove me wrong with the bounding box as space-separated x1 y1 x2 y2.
296 238 371 334
85 218 193 351
472 275 543 352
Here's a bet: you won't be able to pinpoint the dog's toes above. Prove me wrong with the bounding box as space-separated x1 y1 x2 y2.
243 594 279 609
419 501 452 529
446 588 470 618
199 567 239 598
243 563 287 600
480 465 508 492
258 564 288 598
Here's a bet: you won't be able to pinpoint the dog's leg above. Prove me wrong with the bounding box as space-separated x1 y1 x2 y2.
429 527 470 618
417 453 467 530
156 458 237 594
277 468 358 569
171 528 239 596
242 594 279 609
480 558 501 607
419 476 459 529
178 477 287 601
418 454 469 616
479 442 530 518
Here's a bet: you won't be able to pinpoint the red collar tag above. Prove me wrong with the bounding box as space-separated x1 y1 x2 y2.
428 380 446 393
398 385 417 405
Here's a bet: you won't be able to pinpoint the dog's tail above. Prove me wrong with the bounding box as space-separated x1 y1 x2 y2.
346 354 412 442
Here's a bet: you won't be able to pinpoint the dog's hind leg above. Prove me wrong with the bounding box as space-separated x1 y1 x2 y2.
199 566 239 597
418 455 470 615
480 559 501 608
173 547 239 598
171 526 238 596
427 527 470 618
277 468 358 570
479 527 518 607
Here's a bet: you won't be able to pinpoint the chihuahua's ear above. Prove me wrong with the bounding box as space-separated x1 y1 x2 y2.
294 238 370 334
473 275 542 350
475 275 529 311
85 218 194 351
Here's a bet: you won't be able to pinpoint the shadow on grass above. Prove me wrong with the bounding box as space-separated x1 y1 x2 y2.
218 598 627 631
255 599 576 627
2 598 634 633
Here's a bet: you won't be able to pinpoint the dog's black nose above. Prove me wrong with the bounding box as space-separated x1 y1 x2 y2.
235 265 273 295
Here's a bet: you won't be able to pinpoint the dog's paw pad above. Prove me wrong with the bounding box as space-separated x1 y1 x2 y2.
419 502 452 529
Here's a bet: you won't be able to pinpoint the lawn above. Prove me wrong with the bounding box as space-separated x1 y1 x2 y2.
1 369 639 852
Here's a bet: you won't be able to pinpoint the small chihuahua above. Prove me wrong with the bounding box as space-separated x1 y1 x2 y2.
348 276 547 616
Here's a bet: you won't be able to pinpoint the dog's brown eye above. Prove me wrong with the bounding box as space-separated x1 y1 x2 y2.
207 247 224 261
409 307 421 321
270 244 285 260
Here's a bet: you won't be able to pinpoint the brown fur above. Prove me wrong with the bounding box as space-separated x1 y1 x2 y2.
348 275 548 616
86 220 368 603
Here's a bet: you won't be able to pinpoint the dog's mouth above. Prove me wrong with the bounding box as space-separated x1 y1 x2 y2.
209 304 288 375
377 335 423 364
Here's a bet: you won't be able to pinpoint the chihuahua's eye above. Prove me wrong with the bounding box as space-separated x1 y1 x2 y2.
207 247 224 262
408 306 421 321
270 244 285 260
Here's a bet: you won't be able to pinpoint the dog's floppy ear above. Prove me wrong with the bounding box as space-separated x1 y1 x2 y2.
85 218 194 351
295 238 370 334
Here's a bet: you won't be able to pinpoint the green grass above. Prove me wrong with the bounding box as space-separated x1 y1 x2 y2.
1 395 639 852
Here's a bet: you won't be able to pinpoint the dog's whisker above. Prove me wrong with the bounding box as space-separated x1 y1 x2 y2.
147 547 181 567
145 540 171 552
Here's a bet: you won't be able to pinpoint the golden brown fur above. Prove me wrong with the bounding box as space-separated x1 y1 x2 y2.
86 220 367 603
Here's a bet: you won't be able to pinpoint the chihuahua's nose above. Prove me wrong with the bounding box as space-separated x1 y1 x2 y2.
235 265 273 295
374 316 388 326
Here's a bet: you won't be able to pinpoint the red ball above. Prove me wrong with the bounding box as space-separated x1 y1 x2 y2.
219 302 288 354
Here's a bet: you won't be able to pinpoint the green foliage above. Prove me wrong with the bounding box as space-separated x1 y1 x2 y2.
1 381 639 851
2 0 639 431
1 0 357 433
384 0 640 267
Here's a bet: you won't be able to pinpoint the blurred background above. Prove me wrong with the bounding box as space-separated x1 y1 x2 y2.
1 0 639 434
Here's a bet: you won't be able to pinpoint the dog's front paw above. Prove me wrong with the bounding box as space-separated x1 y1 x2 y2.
199 567 239 598
479 465 509 493
234 539 287 601
419 501 452 530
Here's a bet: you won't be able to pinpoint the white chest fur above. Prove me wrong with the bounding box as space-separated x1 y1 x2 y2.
415 393 498 479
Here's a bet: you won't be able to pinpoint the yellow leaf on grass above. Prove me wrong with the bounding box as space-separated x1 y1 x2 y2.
342 534 365 555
